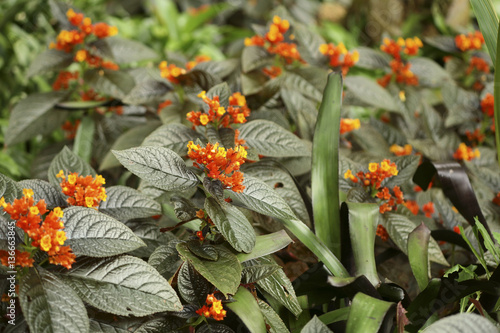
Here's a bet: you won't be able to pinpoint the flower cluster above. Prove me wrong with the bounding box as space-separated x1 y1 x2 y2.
465 128 485 145
455 31 484 52
187 91 250 129
390 144 413 156
494 192 500 206
187 142 247 193
51 9 117 52
481 93 494 117
345 160 405 214
52 71 79 90
378 37 422 87
196 294 227 321
159 55 211 84
245 16 301 64
56 170 107 208
74 50 119 70
376 224 389 241
453 143 480 161
194 209 216 241
466 56 490 75
319 43 359 75
340 118 360 134
0 189 75 269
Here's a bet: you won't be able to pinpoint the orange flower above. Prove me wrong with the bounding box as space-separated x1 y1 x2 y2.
376 224 389 241
196 294 227 321
57 170 107 207
493 192 500 206
0 189 75 269
262 65 282 78
157 99 172 114
399 37 423 56
61 119 81 140
466 56 490 74
453 143 480 161
390 144 412 156
465 128 485 145
422 202 434 218
187 142 247 193
453 226 461 234
52 71 79 90
381 37 403 60
244 35 265 47
268 42 302 64
481 93 494 117
319 43 359 75
185 55 211 71
159 61 186 84
379 37 421 87
340 118 360 134
0 250 34 268
404 200 419 215
455 31 484 51
345 159 398 189
93 22 118 38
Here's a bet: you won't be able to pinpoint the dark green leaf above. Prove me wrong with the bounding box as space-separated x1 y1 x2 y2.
242 262 281 284
408 223 431 291
176 242 241 296
5 91 69 146
73 116 95 163
238 120 311 157
187 240 218 261
204 197 255 253
177 261 213 304
177 69 221 91
142 123 206 155
257 299 290 333
354 47 391 69
0 173 21 204
345 292 395 333
408 57 451 88
344 76 398 111
241 46 273 73
54 256 182 316
27 49 74 77
19 267 89 333
91 37 158 63
17 179 66 209
122 80 171 105
99 185 160 220
63 206 146 257
84 69 135 99
301 316 333 333
113 146 200 191
148 243 181 277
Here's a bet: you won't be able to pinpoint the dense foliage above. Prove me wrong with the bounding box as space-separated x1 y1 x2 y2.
1 0 500 332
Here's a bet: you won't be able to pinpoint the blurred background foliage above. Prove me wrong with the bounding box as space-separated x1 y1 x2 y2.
0 0 498 180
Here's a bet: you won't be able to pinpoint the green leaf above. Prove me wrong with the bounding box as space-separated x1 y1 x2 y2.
91 37 158 63
48 146 96 186
177 261 213 304
98 185 161 220
494 21 500 167
5 91 69 146
346 202 380 286
241 46 273 73
113 146 200 191
142 123 207 155
54 255 182 316
344 76 398 112
73 116 95 164
63 206 146 257
301 316 333 333
470 0 498 65
241 263 281 284
226 287 267 333
206 82 231 109
177 69 221 91
187 240 219 261
257 299 290 333
230 175 297 220
351 123 391 155
408 222 431 291
194 59 239 79
345 292 395 333
100 121 161 171
236 230 293 263
204 197 256 253
408 57 451 87
280 88 317 140
27 49 74 77
238 120 311 157
88 317 179 333
19 267 89 333
421 313 498 332
319 308 350 325
354 47 391 70
126 221 176 258
0 215 12 250
383 155 421 188
294 24 326 66
123 80 171 105
148 243 181 277
382 213 448 266
176 242 241 296
256 256 302 317
312 72 342 257
84 69 135 99
281 72 323 102
17 179 66 209
0 173 21 204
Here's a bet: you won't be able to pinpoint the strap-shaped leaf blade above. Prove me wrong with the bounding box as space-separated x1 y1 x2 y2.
99 185 161 221
17 179 67 209
63 206 146 257
346 292 395 333
19 267 89 333
236 230 293 263
113 146 200 191
54 255 182 316
48 146 96 186
226 286 267 333
204 197 256 253
142 123 206 155
176 242 241 296
238 120 311 157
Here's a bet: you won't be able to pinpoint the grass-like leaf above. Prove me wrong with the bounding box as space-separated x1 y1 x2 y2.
345 292 395 333
408 222 431 291
226 287 268 333
470 0 498 65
